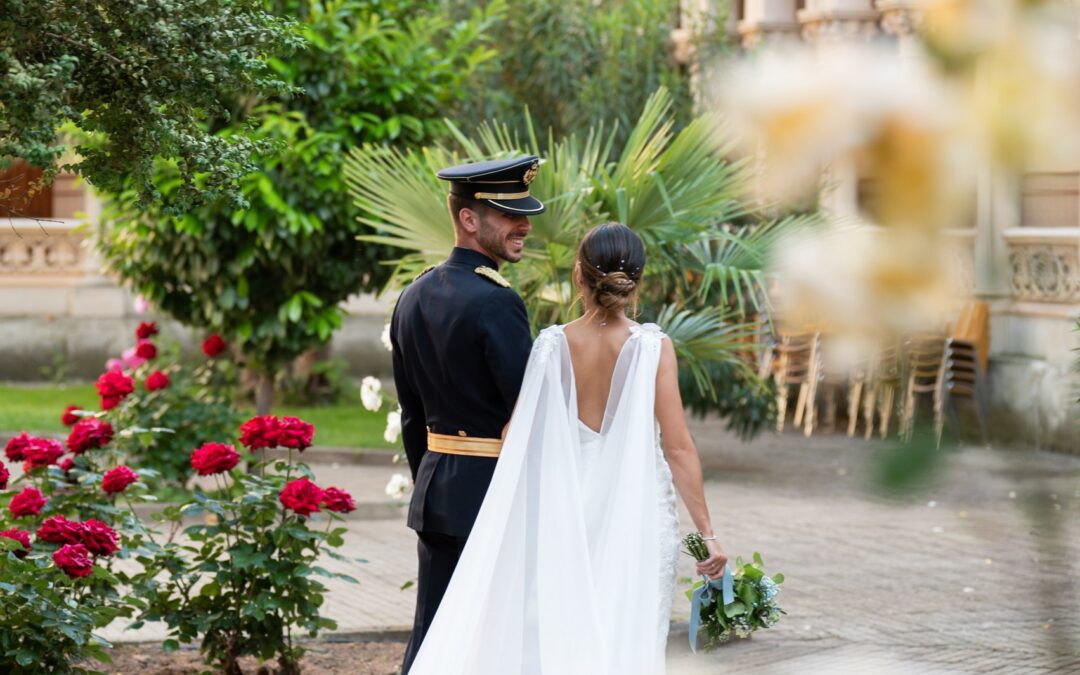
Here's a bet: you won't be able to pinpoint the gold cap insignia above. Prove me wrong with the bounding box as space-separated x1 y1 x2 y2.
522 162 539 186
475 266 511 288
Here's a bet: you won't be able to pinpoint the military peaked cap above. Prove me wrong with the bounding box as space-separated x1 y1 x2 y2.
437 155 546 216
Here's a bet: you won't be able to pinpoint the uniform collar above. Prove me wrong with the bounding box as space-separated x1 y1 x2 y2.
448 247 500 269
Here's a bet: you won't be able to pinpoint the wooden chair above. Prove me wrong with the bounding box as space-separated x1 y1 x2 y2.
772 332 821 437
848 342 902 440
939 337 991 446
899 335 948 445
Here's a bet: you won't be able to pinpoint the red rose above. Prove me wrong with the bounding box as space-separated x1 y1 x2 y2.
0 461 8 490
5 432 32 462
9 487 47 518
67 418 114 454
145 370 170 391
61 404 82 426
277 417 314 451
96 370 135 410
79 519 119 557
240 415 281 450
0 529 31 557
190 443 240 476
322 487 356 514
21 437 64 471
53 543 94 578
59 457 75 474
36 515 83 545
279 478 324 516
102 465 139 495
135 340 157 360
136 321 159 340
202 334 227 357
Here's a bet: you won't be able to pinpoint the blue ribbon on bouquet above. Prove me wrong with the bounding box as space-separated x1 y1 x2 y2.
689 564 734 653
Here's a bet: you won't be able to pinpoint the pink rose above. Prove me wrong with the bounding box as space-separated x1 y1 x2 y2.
279 478 324 516
53 544 94 578
322 487 356 514
190 443 241 476
9 487 47 518
106 358 124 372
102 465 139 495
121 346 147 371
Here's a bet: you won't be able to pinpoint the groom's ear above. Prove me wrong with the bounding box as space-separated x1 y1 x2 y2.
457 206 483 235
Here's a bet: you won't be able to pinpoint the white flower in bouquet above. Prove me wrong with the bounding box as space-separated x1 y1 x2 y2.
384 407 402 444
380 322 393 352
361 376 383 412
385 473 412 499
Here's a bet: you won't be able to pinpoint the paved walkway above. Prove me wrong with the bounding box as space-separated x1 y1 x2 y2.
98 421 1080 674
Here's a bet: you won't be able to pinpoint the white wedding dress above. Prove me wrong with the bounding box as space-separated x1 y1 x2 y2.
409 323 680 675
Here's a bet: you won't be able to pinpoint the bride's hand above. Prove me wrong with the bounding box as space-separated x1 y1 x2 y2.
695 539 728 579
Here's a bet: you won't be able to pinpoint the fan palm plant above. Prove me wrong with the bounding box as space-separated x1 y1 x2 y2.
344 88 815 406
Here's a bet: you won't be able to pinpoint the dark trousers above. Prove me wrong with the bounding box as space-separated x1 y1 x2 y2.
401 530 467 674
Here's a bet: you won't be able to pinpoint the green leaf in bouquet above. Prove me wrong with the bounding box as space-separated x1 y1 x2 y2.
752 552 764 567
742 565 764 581
772 573 785 584
723 600 747 617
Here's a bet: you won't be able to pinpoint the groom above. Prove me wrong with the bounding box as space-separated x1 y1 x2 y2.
390 155 545 673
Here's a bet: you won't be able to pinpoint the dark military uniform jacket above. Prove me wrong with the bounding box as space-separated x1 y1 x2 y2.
390 247 533 537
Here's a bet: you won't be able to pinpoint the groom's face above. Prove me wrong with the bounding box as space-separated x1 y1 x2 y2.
476 209 531 264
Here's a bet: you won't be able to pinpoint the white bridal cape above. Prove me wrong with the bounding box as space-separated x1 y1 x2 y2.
410 324 680 675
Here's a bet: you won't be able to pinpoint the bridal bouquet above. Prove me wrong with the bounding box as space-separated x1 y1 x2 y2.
683 533 786 651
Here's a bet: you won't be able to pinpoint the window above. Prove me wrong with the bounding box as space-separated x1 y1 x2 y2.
0 160 53 219
1021 172 1079 228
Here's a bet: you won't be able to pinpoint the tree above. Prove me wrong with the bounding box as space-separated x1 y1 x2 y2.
97 0 504 414
346 89 817 435
450 0 702 154
0 0 300 213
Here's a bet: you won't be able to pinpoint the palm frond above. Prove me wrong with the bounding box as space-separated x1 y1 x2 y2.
655 304 765 400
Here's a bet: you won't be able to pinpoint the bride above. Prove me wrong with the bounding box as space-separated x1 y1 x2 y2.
408 222 728 674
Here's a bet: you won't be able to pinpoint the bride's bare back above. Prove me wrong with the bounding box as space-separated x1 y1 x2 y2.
562 317 638 434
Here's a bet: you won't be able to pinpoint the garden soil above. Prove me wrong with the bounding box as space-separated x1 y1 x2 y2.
104 639 406 674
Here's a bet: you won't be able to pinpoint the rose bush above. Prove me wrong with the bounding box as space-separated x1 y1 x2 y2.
97 324 241 486
0 427 159 673
137 414 359 675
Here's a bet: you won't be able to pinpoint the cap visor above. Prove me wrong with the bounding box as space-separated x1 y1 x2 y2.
482 195 546 215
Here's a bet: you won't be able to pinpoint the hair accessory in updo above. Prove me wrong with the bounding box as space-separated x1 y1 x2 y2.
576 222 646 313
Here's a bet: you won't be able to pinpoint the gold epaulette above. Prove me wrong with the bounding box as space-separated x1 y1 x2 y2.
475 266 511 288
414 264 437 282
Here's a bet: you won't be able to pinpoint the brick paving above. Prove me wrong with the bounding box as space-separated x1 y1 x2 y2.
97 420 1080 674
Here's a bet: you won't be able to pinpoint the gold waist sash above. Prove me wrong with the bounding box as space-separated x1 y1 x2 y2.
427 431 502 458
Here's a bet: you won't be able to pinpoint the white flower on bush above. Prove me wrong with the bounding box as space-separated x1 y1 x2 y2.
384 407 402 444
381 322 393 352
361 376 383 412
385 473 412 499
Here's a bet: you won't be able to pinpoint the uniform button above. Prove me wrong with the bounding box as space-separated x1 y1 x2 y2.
458 430 467 437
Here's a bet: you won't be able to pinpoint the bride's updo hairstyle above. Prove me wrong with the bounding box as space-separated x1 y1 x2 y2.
576 222 646 314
